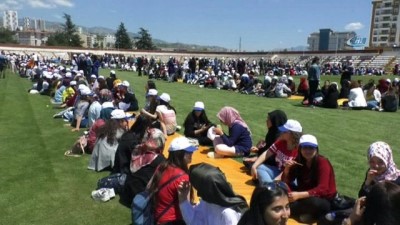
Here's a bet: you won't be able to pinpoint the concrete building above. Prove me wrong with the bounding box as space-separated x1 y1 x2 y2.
307 29 356 51
17 30 51 46
34 19 46 31
104 34 116 49
3 10 18 31
370 0 400 47
23 17 31 30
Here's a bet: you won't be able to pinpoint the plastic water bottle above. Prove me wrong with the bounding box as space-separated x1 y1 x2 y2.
325 211 349 222
325 212 336 221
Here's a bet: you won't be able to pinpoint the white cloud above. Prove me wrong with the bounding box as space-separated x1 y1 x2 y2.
345 22 365 31
25 0 74 9
28 0 55 8
53 0 74 7
0 0 23 10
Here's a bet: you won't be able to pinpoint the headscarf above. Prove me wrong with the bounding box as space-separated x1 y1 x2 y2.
368 141 400 182
130 128 165 173
217 106 251 134
189 163 248 213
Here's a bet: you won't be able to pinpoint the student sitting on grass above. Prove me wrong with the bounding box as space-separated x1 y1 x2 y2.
88 109 128 172
343 181 400 225
238 182 291 225
70 86 91 132
358 141 400 197
183 101 214 146
207 106 252 158
380 86 399 112
243 109 287 170
251 119 302 186
281 134 337 224
119 128 166 207
177 163 248 225
148 137 198 225
344 80 367 109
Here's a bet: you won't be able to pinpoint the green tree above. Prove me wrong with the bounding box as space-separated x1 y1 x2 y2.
47 13 82 47
134 27 155 50
115 23 132 49
0 28 17 44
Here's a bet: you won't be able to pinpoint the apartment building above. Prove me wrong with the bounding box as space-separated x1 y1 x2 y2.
370 0 400 47
307 29 356 51
3 10 18 31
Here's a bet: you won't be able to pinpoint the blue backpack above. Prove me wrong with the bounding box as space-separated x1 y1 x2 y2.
131 173 184 225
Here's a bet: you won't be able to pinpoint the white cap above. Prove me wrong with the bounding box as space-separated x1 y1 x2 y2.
299 134 318 148
278 119 302 133
121 80 130 87
169 137 198 153
193 101 205 111
110 70 116 75
110 109 128 119
70 80 77 86
78 84 87 90
102 101 114 109
98 75 105 80
90 74 97 79
65 72 72 78
159 93 170 103
147 89 158 96
80 87 92 96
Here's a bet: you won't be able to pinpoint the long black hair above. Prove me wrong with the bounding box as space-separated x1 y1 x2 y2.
294 146 320 187
96 119 126 145
159 99 176 113
183 109 211 128
148 150 189 193
363 181 400 225
127 114 150 141
238 185 289 225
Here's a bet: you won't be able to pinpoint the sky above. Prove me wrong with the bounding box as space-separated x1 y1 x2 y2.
1 0 372 51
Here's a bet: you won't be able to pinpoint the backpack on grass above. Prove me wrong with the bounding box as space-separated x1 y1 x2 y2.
131 172 184 225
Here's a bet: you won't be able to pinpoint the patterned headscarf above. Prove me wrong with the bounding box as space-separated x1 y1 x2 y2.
368 141 400 182
130 128 165 173
217 106 251 134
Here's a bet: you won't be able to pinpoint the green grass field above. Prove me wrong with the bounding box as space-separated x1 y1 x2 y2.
0 69 399 224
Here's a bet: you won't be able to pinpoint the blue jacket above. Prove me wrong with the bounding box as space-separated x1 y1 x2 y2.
221 123 252 156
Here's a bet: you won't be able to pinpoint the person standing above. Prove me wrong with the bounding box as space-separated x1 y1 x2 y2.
307 57 321 106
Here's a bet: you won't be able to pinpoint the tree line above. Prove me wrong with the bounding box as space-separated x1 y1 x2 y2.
2 13 156 50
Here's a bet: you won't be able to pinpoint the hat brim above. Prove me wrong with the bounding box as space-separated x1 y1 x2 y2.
169 145 198 153
183 145 198 153
193 107 204 111
278 126 290 132
300 142 318 148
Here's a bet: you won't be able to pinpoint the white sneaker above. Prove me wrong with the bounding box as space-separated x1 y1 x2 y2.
91 188 115 202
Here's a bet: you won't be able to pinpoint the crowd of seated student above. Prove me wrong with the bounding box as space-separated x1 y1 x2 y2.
11 51 400 225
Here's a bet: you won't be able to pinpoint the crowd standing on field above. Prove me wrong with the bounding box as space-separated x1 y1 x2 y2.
2 49 400 225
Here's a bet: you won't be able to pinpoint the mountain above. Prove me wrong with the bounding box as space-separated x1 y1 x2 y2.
43 20 229 51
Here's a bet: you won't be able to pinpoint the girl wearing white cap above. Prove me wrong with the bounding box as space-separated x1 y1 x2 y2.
183 101 213 146
88 109 128 171
146 137 197 225
251 119 302 186
281 134 337 224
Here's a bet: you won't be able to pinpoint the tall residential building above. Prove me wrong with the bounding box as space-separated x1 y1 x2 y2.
3 10 18 31
307 29 356 51
34 19 46 31
23 17 31 30
370 0 400 47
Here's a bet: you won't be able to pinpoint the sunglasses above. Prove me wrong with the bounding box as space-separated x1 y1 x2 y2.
265 181 289 192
